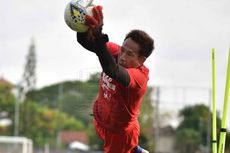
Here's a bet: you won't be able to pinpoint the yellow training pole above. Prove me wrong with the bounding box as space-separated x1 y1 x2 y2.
212 48 217 153
218 49 230 153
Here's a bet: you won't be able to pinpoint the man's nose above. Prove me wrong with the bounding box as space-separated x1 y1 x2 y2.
120 53 126 61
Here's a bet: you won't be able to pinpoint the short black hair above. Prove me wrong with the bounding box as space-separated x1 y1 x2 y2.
124 29 154 58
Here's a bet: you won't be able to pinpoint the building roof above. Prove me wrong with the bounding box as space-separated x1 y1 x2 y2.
60 131 88 144
159 125 175 136
0 77 14 88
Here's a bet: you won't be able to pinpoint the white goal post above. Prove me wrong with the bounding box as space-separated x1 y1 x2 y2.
0 136 33 153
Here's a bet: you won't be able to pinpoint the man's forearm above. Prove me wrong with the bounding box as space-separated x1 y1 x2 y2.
77 32 130 87
77 32 95 52
94 34 130 87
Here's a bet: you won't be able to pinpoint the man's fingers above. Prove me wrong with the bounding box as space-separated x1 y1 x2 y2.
85 15 99 28
96 6 103 23
92 5 103 24
92 7 100 22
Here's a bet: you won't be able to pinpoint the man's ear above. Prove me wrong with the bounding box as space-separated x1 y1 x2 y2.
139 56 146 65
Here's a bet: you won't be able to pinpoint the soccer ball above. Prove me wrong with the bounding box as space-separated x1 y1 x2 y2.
64 0 94 32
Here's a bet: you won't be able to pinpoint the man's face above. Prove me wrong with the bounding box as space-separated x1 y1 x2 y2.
118 38 145 68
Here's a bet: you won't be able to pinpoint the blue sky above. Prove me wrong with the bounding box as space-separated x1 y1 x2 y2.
1 0 230 127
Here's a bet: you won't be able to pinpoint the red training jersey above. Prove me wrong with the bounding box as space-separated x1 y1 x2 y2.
93 42 149 133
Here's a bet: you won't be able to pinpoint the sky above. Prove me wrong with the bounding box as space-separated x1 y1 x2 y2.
1 0 230 127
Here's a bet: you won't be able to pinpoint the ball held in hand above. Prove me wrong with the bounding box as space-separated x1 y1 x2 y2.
64 0 93 32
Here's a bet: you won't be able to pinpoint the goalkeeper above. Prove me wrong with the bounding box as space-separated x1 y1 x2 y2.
76 5 154 153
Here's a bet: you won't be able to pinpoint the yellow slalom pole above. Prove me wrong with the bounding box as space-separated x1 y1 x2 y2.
212 48 217 153
218 49 230 153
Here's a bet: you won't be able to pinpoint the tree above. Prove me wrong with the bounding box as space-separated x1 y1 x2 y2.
175 104 221 153
26 80 99 126
87 72 101 84
0 83 15 135
139 87 154 152
175 128 201 153
19 100 85 147
16 39 37 135
21 38 37 100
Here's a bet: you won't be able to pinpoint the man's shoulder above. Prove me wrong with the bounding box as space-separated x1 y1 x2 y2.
126 65 149 89
128 65 149 76
140 65 149 76
106 42 120 56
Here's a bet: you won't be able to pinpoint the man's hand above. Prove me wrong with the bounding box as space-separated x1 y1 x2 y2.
85 5 104 40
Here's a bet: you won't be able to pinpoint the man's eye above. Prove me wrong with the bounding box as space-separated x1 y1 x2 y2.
127 52 133 56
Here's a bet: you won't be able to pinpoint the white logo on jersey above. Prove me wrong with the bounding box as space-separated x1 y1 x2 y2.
101 72 116 99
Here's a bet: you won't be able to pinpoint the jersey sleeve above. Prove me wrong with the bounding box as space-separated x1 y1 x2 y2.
106 42 120 57
126 68 148 89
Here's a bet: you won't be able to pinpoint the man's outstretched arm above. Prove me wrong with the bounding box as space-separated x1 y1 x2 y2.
76 6 130 87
